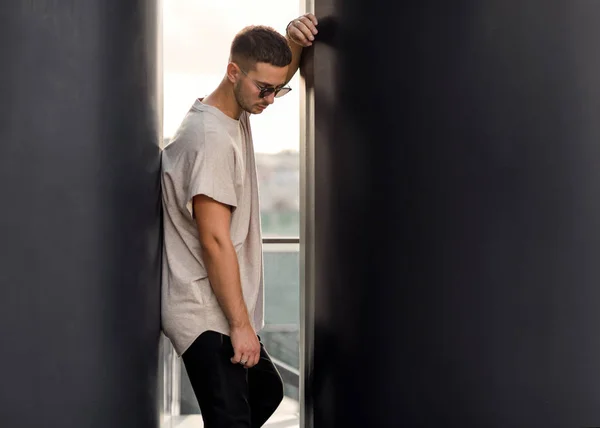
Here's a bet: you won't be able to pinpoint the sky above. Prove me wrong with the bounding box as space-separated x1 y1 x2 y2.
163 0 302 153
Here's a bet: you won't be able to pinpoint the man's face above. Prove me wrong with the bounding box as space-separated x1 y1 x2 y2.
234 62 289 115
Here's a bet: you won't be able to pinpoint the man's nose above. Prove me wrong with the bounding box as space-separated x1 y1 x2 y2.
265 92 276 104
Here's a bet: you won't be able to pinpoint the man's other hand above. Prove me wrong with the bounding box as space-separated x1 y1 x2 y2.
230 323 261 368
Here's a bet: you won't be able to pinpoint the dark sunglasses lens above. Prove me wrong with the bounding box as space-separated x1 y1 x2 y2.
275 87 291 98
260 87 276 98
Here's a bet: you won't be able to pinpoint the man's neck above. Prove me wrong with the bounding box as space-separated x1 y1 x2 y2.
201 78 243 120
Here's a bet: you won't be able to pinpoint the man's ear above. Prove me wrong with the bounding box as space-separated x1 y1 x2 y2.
226 63 240 84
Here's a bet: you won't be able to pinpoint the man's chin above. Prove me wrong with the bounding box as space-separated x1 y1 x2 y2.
245 104 268 115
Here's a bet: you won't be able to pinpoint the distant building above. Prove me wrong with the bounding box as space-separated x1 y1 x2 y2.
255 151 300 237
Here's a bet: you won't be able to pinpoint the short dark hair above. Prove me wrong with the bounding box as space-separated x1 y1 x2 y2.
230 25 292 70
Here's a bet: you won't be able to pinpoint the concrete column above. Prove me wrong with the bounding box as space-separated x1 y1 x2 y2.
0 2 161 427
304 2 600 426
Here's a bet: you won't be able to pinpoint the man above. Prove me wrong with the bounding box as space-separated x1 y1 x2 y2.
160 13 319 428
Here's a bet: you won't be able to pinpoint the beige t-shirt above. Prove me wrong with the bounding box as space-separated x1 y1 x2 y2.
160 99 264 356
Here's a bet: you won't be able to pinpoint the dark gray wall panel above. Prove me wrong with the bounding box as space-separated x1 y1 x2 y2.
0 2 161 427
307 1 600 427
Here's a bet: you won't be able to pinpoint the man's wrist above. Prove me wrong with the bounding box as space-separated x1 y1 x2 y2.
285 20 294 38
285 20 301 47
229 317 252 330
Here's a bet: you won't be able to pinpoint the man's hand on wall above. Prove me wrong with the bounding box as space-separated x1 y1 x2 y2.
286 13 319 47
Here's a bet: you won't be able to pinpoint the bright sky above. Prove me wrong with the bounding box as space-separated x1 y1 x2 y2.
163 0 302 153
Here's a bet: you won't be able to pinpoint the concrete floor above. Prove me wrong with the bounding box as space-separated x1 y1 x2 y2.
163 396 299 428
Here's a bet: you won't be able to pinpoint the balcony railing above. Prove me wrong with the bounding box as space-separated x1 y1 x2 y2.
262 323 300 389
261 238 300 397
262 237 299 244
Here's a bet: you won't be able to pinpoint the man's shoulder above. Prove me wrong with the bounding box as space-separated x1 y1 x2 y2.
165 113 233 155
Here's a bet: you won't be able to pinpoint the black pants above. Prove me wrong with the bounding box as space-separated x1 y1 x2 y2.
183 330 285 428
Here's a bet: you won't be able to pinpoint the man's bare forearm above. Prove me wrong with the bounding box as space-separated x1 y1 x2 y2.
202 240 251 329
285 36 304 84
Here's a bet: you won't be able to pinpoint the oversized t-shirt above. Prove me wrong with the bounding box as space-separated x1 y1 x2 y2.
160 99 264 356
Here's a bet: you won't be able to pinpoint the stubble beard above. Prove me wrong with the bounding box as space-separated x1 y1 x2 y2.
234 83 254 114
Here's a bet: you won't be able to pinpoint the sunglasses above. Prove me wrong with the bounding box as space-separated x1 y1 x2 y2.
239 68 292 99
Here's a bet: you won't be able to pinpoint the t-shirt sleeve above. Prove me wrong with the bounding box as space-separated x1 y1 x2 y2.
184 129 237 218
